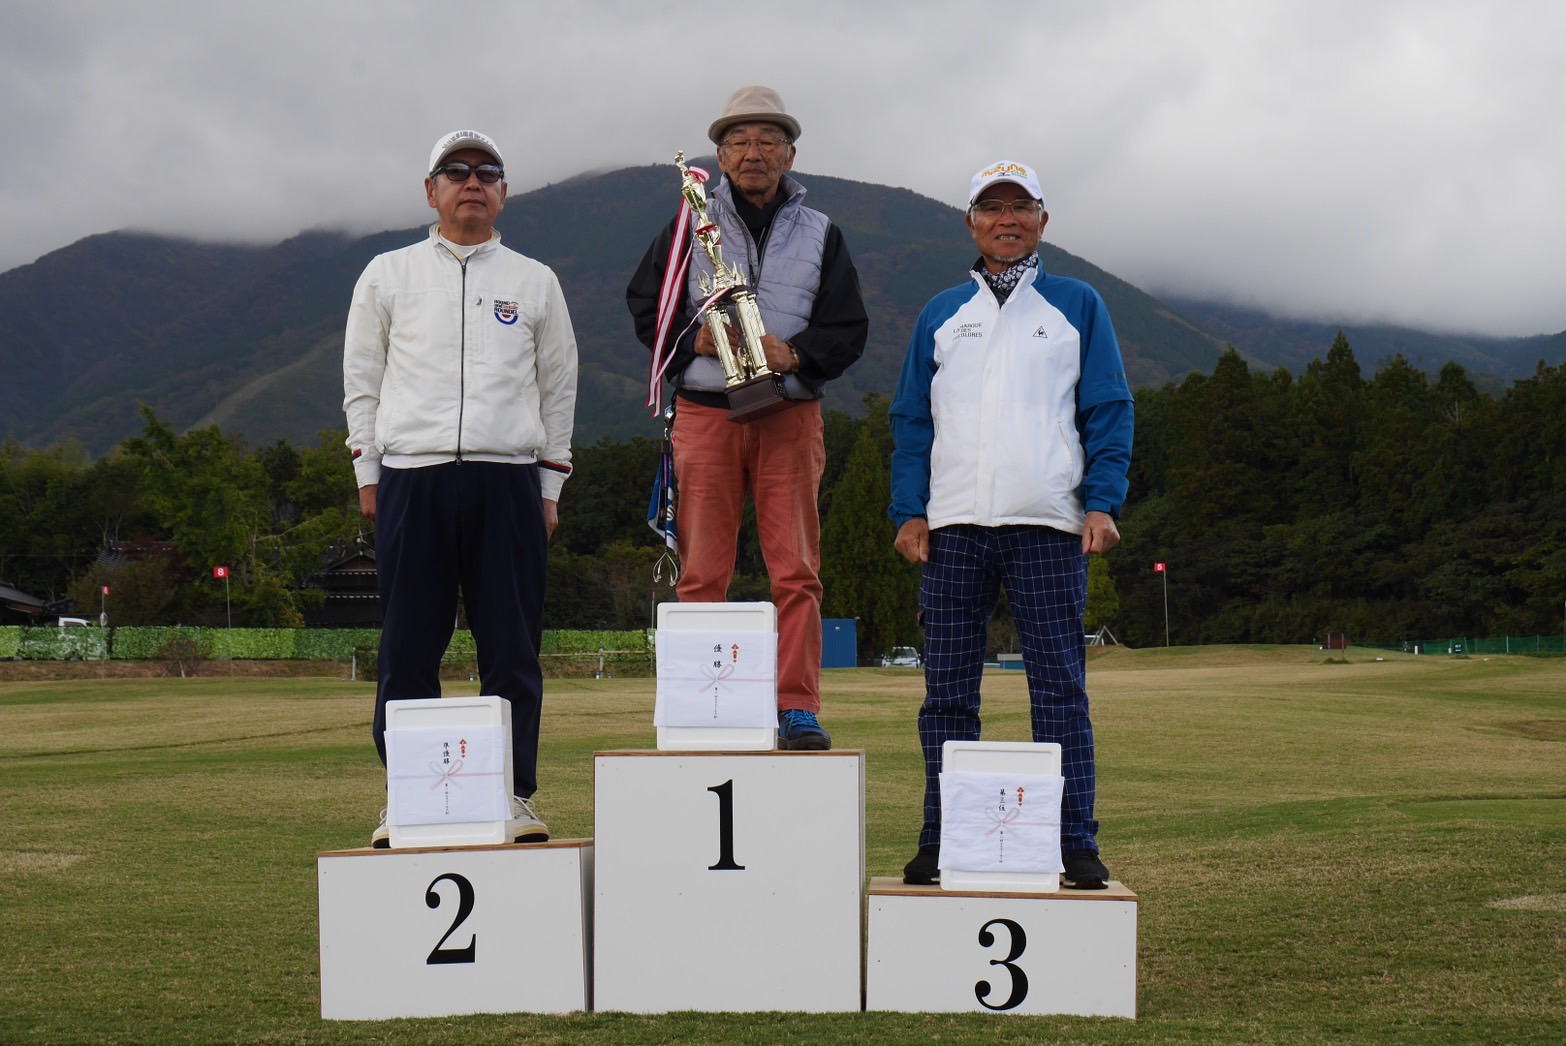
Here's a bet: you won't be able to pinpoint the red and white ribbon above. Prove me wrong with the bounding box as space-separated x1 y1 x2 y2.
647 165 710 415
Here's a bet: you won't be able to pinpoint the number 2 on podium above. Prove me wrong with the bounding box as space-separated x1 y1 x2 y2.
425 873 477 965
707 779 745 871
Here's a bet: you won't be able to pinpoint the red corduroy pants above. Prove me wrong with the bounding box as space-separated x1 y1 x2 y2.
671 398 825 713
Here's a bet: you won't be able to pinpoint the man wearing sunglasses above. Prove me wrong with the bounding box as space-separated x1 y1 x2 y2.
344 129 579 848
627 86 869 753
889 161 1134 889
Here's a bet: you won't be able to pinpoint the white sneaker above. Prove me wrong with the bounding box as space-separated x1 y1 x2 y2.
371 808 390 849
509 795 549 843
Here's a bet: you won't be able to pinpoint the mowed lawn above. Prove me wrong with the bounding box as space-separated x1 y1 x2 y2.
1 647 1562 1044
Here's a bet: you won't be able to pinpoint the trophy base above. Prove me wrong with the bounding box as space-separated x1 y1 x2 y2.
726 375 792 423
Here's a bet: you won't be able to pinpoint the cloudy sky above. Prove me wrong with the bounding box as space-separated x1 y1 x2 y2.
4 0 1563 337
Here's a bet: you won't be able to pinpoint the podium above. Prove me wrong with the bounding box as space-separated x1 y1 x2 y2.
317 666 1139 1018
592 750 864 1012
865 878 1137 1017
317 841 593 1019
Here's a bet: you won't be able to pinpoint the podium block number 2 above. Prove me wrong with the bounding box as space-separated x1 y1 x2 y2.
707 780 745 871
425 873 477 965
976 918 1028 1011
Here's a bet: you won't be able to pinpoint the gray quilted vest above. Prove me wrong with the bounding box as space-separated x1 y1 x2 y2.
679 173 829 399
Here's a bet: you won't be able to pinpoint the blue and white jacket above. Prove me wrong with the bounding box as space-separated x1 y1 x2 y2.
889 262 1134 534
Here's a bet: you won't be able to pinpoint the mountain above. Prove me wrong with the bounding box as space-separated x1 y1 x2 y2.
2 164 1560 455
1163 298 1566 390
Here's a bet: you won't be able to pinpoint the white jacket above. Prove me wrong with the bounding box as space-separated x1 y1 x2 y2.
343 226 578 500
890 266 1134 533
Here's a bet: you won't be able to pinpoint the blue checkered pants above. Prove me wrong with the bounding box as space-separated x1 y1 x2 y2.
918 524 1100 854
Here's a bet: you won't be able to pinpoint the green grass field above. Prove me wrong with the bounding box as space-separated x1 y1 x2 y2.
2 647 1563 1044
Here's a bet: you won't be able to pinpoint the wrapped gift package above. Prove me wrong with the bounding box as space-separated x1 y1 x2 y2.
384 696 513 848
654 602 777 751
939 740 1064 892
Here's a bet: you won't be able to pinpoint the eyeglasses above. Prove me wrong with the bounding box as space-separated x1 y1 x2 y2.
971 199 1042 220
433 163 505 184
720 135 790 155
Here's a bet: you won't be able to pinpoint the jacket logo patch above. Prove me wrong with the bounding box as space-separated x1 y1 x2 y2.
1033 326 1050 338
494 300 519 325
953 322 984 339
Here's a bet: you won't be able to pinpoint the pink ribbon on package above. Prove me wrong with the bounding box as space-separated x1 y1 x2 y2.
425 760 504 790
984 805 1055 836
985 806 1020 835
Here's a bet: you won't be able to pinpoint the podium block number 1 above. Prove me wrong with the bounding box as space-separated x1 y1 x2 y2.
425 873 477 965
976 918 1028 1011
707 780 745 871
594 753 865 1013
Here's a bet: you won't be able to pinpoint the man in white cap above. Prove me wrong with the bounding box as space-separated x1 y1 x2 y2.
627 86 868 751
889 161 1134 888
344 129 579 847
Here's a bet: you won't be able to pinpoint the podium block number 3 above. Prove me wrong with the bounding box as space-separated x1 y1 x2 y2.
425 873 477 965
707 780 745 871
976 918 1028 1011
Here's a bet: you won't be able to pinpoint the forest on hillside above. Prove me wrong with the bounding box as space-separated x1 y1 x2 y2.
3 334 1564 655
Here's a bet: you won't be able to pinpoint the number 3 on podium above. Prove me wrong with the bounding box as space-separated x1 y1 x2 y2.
976 917 1029 1010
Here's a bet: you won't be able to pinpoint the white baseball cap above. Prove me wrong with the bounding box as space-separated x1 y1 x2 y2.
968 160 1045 208
427 129 505 176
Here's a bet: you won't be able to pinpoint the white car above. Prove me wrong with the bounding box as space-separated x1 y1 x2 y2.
880 647 922 668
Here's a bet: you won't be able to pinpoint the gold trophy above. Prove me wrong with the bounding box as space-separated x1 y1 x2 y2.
677 151 790 422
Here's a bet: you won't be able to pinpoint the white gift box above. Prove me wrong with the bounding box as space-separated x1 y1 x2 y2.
654 602 778 751
655 629 777 728
939 770 1064 875
387 723 509 825
383 696 514 848
939 741 1064 893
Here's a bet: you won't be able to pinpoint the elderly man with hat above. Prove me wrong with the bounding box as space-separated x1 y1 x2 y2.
627 86 868 751
889 161 1134 888
344 129 579 847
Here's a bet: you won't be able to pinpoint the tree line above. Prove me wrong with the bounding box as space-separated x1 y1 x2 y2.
3 334 1563 653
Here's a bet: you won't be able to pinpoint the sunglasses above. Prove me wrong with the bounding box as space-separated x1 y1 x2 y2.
433 163 505 184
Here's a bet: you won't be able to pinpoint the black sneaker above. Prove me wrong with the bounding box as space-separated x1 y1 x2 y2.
1063 849 1110 889
903 844 940 885
777 709 831 750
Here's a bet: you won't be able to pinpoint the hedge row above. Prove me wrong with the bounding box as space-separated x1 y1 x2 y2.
1 627 111 661
543 629 653 655
0 626 653 662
